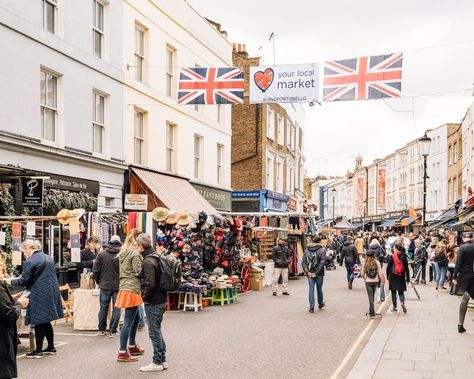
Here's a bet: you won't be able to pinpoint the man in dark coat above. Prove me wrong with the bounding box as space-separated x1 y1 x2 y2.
78 236 99 274
386 243 410 313
340 236 360 289
93 236 122 337
271 238 290 296
302 236 326 313
454 233 474 333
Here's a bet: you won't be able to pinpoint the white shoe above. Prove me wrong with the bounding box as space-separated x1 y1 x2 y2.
162 362 169 370
139 363 164 372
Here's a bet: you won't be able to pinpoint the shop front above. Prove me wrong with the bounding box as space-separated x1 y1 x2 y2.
262 190 289 213
191 182 232 212
231 191 261 212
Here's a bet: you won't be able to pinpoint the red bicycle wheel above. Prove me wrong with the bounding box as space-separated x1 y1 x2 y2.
241 264 251 292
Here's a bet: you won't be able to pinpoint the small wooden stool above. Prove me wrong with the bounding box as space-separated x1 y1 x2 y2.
177 292 185 310
183 292 203 312
227 287 238 304
212 288 230 306
167 292 179 311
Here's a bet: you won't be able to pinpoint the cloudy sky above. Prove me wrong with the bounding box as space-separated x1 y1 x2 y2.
187 0 474 176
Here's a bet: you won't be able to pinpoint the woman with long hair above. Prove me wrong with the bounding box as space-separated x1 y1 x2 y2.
362 248 385 319
434 242 449 291
386 243 410 313
115 229 145 362
446 245 457 294
6 240 63 359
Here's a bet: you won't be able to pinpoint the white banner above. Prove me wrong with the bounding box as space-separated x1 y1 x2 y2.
125 194 148 211
250 63 319 104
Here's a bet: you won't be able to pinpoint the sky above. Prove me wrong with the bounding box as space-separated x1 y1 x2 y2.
187 0 474 176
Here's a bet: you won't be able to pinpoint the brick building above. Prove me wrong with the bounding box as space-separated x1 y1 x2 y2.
231 44 306 212
447 123 462 206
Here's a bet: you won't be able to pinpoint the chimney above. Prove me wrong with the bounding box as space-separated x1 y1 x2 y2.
232 43 247 53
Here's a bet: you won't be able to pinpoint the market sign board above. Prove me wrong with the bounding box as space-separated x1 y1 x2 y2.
377 166 386 209
125 194 148 210
249 63 319 104
44 174 100 194
191 183 231 211
21 178 43 206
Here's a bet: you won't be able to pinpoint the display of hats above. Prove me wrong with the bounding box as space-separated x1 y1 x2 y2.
198 211 208 224
177 212 191 226
152 207 169 222
206 215 215 226
165 210 180 224
56 208 85 225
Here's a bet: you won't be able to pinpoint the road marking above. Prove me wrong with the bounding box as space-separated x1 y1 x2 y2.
330 298 389 379
55 332 98 337
17 341 68 359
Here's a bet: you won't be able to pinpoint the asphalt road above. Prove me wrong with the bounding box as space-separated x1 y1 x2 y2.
17 267 375 379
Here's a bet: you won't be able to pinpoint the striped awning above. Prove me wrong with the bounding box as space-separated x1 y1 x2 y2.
131 167 217 214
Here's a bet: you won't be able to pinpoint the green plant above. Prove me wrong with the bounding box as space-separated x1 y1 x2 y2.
0 183 16 274
43 188 97 213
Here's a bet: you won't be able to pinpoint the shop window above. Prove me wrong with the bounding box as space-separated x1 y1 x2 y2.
453 142 458 163
217 144 224 184
266 155 274 189
43 0 57 34
40 69 58 142
92 92 105 154
267 108 275 140
134 24 145 82
93 0 104 58
194 134 202 179
277 115 284 145
166 45 176 97
134 111 145 164
276 160 283 193
105 197 114 208
166 122 177 172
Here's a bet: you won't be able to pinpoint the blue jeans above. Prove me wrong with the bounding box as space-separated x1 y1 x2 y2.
119 306 139 351
145 303 167 365
437 266 448 288
98 289 120 333
391 290 405 309
345 263 354 283
431 262 440 283
138 304 145 325
308 276 324 308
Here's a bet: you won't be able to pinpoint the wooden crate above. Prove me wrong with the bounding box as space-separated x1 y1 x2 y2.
257 236 275 261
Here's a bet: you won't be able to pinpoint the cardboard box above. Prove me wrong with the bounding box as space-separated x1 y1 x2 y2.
250 276 263 291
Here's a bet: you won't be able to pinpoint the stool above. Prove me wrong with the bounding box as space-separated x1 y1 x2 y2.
183 292 203 312
167 292 178 311
212 288 230 306
177 292 185 310
226 287 237 304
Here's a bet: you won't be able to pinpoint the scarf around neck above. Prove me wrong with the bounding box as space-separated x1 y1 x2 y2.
393 251 403 276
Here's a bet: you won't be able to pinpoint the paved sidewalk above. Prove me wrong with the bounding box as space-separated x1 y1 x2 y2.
347 283 474 379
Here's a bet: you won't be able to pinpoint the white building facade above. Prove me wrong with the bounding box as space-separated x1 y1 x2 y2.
462 103 474 202
0 0 126 212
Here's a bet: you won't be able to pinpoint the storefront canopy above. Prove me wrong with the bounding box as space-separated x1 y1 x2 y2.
378 218 399 228
131 167 217 214
333 218 356 230
400 216 420 226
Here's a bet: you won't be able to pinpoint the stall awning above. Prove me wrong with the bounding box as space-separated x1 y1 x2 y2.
131 167 217 214
400 216 421 226
378 218 399 228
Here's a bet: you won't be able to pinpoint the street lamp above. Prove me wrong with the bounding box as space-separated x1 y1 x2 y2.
331 188 337 225
419 132 432 227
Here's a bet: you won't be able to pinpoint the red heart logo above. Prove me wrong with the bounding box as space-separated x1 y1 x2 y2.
254 68 274 93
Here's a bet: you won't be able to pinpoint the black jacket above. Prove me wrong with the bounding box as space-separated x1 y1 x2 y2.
302 245 326 276
434 251 449 267
455 241 474 296
140 248 167 305
369 244 385 263
79 248 98 270
271 245 290 268
340 241 360 266
0 281 21 379
93 241 121 291
414 246 428 264
386 253 410 291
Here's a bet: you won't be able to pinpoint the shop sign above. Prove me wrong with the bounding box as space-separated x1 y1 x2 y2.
192 183 231 211
44 175 100 194
232 191 260 200
21 178 43 206
124 194 148 211
266 197 287 212
287 198 297 212
265 190 290 202
377 166 386 209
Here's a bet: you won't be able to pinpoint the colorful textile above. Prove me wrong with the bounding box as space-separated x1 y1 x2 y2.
178 67 244 104
323 52 403 101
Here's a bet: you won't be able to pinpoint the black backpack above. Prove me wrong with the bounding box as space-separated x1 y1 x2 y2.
158 253 182 292
366 265 378 279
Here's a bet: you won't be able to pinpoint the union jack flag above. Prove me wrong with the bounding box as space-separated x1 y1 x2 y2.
178 67 244 105
323 53 403 101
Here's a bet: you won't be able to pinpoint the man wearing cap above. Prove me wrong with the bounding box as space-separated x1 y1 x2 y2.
271 238 291 296
93 235 122 337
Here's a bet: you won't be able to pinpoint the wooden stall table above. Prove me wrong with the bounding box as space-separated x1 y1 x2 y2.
73 288 103 331
17 313 35 352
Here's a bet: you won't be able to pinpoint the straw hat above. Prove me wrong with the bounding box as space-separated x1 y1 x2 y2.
165 210 180 224
177 212 191 226
152 207 169 222
56 208 85 225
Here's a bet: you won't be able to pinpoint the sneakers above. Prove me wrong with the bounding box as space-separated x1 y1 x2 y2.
309 307 315 313
26 351 44 359
162 362 169 370
128 345 145 356
458 324 466 333
137 324 145 331
392 308 398 312
109 332 119 338
272 292 277 296
282 292 290 296
117 351 138 362
140 363 164 372
98 331 107 336
42 347 57 355
401 304 407 313
318 303 325 310
370 315 376 319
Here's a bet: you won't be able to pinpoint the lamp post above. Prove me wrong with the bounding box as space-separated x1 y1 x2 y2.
331 188 337 226
419 132 432 227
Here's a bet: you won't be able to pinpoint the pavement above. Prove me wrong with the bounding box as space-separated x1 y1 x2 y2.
16 267 373 379
347 282 474 379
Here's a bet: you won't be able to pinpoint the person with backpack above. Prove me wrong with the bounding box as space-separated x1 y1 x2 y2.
362 249 385 319
413 239 428 284
302 236 326 313
386 243 410 313
271 238 291 296
340 236 360 289
367 239 386 302
137 234 168 372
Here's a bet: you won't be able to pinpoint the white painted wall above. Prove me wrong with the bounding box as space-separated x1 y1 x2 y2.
427 125 448 220
462 103 474 201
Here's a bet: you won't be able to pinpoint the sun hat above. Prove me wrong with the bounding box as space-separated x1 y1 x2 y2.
152 207 169 222
177 212 191 226
166 210 180 224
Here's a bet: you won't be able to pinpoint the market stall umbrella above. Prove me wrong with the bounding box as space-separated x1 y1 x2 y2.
333 217 357 230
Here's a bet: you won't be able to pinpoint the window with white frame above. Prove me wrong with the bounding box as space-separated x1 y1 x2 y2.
448 145 453 165
40 69 57 142
194 134 202 179
286 123 291 148
92 92 105 154
166 46 176 97
291 125 296 150
277 115 284 145
409 190 415 206
276 160 284 193
266 155 274 189
93 0 104 58
134 111 145 164
453 142 458 163
453 176 458 200
166 122 177 172
448 179 453 203
286 160 291 192
217 144 224 184
267 108 275 140
134 25 145 82
43 0 57 34
409 167 415 182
